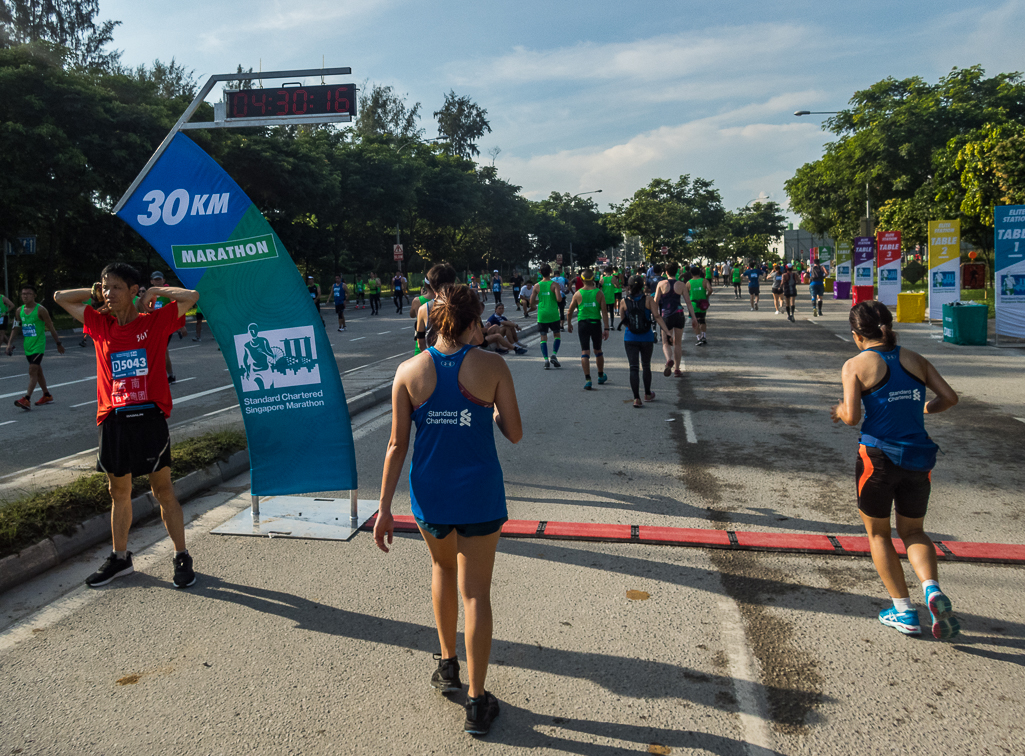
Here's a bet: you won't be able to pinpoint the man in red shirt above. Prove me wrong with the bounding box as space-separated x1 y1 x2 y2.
55 263 200 589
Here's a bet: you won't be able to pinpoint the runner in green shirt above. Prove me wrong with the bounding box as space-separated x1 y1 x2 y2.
731 262 743 299
0 293 14 349
566 268 610 389
6 284 64 408
356 278 366 309
528 263 563 369
600 266 618 324
367 273 382 316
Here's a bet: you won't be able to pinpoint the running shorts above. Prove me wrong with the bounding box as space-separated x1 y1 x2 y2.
195 311 204 322
335 302 345 315
414 516 508 539
692 311 707 325
663 311 686 330
771 286 783 295
748 284 760 293
26 353 43 365
810 282 825 296
856 444 930 519
538 320 562 335
577 320 603 351
97 406 172 478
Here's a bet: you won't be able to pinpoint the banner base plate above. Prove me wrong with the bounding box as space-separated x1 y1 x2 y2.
211 496 377 541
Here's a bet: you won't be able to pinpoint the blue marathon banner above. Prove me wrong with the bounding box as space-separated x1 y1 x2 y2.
116 133 357 495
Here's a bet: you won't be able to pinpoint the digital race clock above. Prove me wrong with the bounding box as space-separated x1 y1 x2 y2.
225 84 356 120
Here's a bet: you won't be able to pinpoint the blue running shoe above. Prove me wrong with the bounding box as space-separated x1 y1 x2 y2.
878 606 921 636
584 380 592 390
598 372 608 385
925 587 961 640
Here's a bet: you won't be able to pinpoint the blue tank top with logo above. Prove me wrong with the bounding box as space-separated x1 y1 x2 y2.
859 346 929 444
409 345 507 524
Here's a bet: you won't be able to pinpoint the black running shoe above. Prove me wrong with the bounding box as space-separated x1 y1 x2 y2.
85 552 134 588
167 374 176 384
550 355 561 368
464 691 500 736
172 552 196 588
430 653 462 693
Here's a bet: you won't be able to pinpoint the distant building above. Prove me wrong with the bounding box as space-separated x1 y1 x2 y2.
769 228 835 262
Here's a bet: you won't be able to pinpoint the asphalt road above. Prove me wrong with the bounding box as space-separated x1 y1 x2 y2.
0 299 467 479
1 287 1024 754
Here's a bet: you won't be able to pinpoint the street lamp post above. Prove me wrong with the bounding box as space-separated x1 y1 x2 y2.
568 189 602 270
793 110 840 116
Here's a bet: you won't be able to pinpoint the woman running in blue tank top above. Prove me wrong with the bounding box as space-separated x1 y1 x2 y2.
831 302 961 640
375 283 522 737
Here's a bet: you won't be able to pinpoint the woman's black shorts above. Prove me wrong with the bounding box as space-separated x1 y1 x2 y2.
663 311 686 330
856 444 931 519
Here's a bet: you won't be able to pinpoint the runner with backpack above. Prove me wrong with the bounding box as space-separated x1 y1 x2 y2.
619 275 670 408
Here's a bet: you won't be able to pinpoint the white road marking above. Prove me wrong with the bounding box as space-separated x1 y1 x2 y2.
718 597 775 755
170 377 197 386
377 331 391 335
0 420 17 427
682 410 697 443
71 399 97 408
1015 417 1025 425
0 373 28 382
835 333 851 342
193 404 240 420
173 384 235 405
343 352 407 375
0 446 99 481
0 375 96 400
169 344 201 351
349 337 366 342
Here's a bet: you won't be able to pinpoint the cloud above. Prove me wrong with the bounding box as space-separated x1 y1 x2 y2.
497 96 832 213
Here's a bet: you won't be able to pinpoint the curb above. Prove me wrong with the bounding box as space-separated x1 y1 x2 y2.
0 373 401 594
362 515 1025 566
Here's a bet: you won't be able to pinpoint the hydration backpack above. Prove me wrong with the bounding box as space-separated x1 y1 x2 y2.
624 296 651 335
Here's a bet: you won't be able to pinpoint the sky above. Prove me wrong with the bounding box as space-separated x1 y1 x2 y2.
101 0 1025 218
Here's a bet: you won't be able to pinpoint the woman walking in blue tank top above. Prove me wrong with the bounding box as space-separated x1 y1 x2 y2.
375 284 522 736
831 302 961 639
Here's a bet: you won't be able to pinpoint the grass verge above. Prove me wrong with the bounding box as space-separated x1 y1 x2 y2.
0 430 247 559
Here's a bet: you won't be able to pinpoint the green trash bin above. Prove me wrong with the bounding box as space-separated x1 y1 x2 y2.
942 303 988 346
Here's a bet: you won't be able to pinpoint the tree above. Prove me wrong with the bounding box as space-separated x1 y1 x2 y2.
129 58 197 101
434 91 491 160
786 67 1025 245
355 82 423 140
0 0 120 69
722 201 787 261
608 176 724 261
529 193 621 268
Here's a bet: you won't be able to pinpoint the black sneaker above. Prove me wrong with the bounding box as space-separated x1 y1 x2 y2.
173 552 196 588
167 374 176 384
550 355 561 368
430 653 462 693
85 552 134 588
464 691 500 736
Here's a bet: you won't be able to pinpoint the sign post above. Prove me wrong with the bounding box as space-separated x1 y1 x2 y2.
876 230 902 306
113 67 375 542
928 220 961 321
834 241 852 299
852 237 875 305
994 206 1025 346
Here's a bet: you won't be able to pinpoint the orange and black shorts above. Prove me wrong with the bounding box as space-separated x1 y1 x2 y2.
855 444 930 519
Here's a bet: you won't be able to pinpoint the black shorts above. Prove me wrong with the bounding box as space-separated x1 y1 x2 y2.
538 320 561 335
97 406 172 478
415 516 507 539
335 302 345 314
748 286 760 294
577 320 603 351
692 311 707 325
856 445 930 519
195 311 204 322
26 353 43 365
663 311 686 330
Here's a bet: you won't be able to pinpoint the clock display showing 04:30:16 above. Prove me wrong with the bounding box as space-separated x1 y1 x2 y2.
226 84 356 119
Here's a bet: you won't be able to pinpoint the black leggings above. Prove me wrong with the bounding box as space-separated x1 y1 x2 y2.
624 341 654 399
370 293 380 314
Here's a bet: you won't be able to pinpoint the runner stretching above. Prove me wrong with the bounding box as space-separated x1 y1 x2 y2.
565 268 609 390
54 264 199 588
831 302 960 639
6 285 64 408
620 275 669 407
529 264 563 369
375 284 522 737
